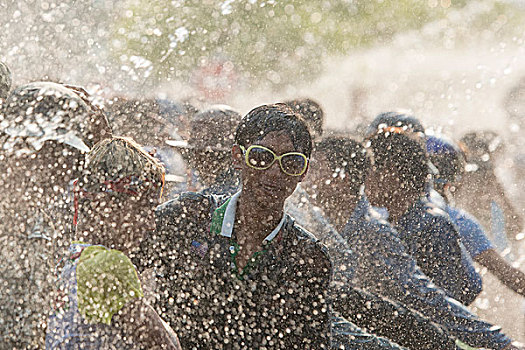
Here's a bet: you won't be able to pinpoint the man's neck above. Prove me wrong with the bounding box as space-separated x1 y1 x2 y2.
235 193 283 247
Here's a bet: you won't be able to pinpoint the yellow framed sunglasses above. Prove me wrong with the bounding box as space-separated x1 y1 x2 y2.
239 145 308 176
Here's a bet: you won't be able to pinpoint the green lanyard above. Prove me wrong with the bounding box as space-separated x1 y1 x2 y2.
210 197 271 281
228 240 270 281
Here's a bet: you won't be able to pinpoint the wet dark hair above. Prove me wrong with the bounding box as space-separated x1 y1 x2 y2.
367 133 428 195
234 103 312 157
364 111 425 139
284 98 324 138
107 97 172 146
314 136 370 195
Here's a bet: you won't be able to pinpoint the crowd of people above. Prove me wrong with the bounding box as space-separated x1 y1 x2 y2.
1 58 525 350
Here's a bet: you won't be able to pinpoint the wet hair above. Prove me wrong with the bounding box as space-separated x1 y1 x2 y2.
367 133 428 195
2 82 112 156
81 136 165 195
234 103 312 157
314 136 370 195
364 111 425 140
284 98 324 138
107 97 171 146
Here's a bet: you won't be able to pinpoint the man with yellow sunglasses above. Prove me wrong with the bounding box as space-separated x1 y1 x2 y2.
142 103 456 349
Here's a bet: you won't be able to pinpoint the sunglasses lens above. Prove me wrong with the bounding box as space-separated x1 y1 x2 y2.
247 147 275 169
281 154 307 175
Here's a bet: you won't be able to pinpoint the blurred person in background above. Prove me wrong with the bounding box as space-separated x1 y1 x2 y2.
165 105 242 196
427 133 525 342
106 97 189 191
427 134 525 295
284 97 325 140
46 137 180 349
454 131 523 251
107 97 173 147
286 137 414 350
155 98 198 141
0 81 112 348
364 115 482 306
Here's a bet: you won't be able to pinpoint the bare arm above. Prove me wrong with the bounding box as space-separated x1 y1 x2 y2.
114 298 182 350
475 248 525 297
492 179 523 239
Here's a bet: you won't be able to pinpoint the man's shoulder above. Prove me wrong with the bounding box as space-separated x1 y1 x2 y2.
412 198 454 230
286 217 332 268
347 204 392 236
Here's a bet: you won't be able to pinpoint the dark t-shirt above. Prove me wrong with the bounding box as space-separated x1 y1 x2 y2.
139 192 332 349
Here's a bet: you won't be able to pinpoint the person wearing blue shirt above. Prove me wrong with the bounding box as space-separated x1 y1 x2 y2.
427 134 525 297
446 205 495 257
296 135 522 350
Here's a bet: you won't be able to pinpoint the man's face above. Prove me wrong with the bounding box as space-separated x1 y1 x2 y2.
185 148 230 187
235 131 307 209
365 164 404 210
303 153 360 208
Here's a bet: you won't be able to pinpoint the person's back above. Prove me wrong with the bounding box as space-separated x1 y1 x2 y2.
394 196 482 304
45 137 180 350
0 81 112 348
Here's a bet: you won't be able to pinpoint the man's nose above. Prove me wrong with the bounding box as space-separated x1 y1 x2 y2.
266 159 284 177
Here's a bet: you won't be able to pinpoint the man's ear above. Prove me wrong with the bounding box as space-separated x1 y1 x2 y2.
232 145 243 170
